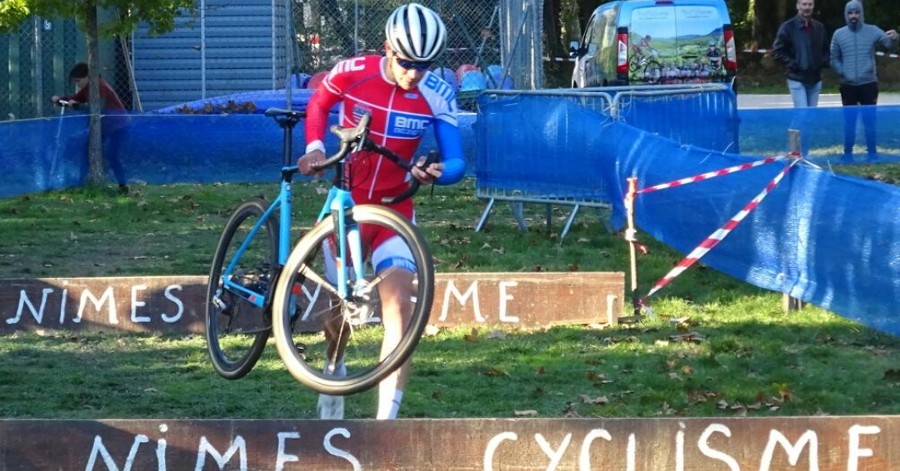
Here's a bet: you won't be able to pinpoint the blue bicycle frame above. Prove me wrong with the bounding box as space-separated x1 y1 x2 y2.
219 112 303 308
220 165 298 308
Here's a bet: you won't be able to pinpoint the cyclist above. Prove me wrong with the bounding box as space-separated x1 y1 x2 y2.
297 2 465 420
706 39 722 73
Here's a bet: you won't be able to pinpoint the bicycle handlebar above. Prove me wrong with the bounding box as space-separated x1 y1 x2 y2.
310 114 441 204
311 114 372 171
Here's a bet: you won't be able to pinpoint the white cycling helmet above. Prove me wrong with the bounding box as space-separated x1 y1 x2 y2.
385 3 447 62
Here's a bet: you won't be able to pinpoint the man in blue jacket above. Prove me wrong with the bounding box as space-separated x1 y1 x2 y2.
830 0 898 162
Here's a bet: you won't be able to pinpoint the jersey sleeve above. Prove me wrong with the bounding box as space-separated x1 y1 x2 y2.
304 59 360 153
433 118 466 185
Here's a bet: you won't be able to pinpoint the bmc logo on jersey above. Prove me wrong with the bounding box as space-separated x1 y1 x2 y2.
333 57 366 74
388 112 430 137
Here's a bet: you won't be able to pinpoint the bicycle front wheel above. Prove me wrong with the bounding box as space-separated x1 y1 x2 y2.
272 204 434 396
206 198 278 379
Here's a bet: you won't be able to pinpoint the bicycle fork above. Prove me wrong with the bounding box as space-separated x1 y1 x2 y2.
322 188 376 326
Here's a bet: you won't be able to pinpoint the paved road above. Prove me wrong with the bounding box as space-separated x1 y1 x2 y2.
738 93 900 109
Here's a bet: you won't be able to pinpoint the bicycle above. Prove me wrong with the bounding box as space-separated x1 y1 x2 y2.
270 113 437 396
206 109 437 397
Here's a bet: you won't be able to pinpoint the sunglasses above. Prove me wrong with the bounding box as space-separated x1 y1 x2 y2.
394 55 432 72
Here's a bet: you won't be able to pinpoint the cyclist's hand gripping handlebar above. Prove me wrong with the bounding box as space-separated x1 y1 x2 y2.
381 150 440 204
310 114 371 172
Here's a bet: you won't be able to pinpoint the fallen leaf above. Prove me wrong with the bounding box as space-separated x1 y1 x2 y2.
486 330 506 340
660 402 675 416
579 394 609 405
668 332 704 343
424 325 441 337
687 389 719 404
562 402 581 417
864 346 891 356
484 367 508 377
587 371 612 383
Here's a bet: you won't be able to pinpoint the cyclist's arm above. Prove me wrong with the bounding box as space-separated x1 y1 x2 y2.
432 118 465 185
304 72 344 154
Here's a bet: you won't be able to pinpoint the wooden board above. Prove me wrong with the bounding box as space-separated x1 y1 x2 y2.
0 272 624 333
0 416 897 470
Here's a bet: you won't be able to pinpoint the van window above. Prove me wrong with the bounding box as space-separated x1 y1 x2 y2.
628 5 727 85
598 8 617 61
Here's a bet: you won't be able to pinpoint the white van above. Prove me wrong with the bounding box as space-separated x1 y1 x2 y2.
570 0 737 89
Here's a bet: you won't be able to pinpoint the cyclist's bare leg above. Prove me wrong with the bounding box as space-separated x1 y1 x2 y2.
375 268 414 419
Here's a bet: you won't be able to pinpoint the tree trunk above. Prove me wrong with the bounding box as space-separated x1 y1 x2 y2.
85 5 105 185
543 0 563 59
746 0 758 49
752 0 787 50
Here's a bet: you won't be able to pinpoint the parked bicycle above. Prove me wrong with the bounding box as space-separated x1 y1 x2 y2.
206 108 437 396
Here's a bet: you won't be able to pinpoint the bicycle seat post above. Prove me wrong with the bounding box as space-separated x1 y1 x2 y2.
278 117 301 168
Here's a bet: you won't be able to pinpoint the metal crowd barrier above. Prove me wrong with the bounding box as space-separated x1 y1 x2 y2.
473 84 738 238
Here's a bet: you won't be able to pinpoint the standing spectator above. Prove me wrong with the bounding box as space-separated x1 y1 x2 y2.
830 0 899 162
51 62 130 193
772 0 830 107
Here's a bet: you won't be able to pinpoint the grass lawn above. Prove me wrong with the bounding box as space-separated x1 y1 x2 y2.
1 166 898 420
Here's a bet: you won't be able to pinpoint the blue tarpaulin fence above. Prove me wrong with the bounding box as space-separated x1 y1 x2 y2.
1 88 898 334
0 110 478 195
474 90 899 335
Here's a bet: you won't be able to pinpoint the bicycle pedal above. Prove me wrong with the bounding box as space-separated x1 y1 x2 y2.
212 296 233 315
293 343 307 359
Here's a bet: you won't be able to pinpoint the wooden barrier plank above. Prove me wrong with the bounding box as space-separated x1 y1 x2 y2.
0 416 897 470
0 272 623 333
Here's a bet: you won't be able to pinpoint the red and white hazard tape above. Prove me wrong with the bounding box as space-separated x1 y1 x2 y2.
644 157 800 298
636 155 787 195
744 49 899 59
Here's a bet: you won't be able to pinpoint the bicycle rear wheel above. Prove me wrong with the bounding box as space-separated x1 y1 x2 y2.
206 198 278 379
272 204 434 396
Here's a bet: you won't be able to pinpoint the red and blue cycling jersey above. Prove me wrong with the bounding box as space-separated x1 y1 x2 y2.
304 54 466 205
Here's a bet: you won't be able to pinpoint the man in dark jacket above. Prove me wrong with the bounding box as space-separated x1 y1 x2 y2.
830 0 898 162
772 0 830 108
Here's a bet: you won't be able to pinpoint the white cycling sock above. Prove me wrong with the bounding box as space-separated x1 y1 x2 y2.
376 389 403 420
324 357 345 376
